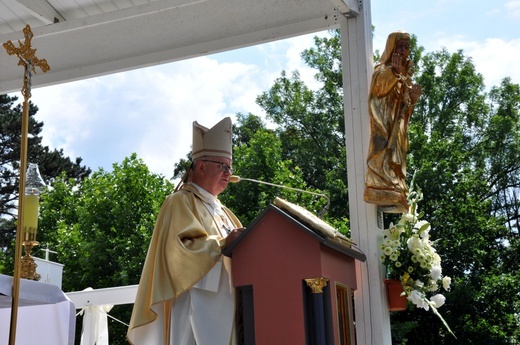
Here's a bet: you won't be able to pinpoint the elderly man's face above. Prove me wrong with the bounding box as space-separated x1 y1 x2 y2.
195 156 233 196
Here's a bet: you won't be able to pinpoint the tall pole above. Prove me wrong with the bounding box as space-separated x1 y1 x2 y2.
339 1 393 344
3 24 50 345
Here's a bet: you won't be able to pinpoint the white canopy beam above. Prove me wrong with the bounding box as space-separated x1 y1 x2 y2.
0 0 348 94
66 285 138 308
4 0 65 25
331 0 359 17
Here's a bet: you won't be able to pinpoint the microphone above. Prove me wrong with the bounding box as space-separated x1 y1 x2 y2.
229 175 241 183
229 175 330 218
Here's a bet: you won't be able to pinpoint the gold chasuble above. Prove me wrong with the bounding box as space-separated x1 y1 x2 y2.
127 183 241 345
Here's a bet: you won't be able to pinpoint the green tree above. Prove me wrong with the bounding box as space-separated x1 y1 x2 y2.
255 32 519 343
38 153 174 345
222 113 328 225
0 94 90 273
256 45 349 219
391 48 520 344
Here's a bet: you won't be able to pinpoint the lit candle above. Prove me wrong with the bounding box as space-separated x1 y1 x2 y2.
23 163 46 243
23 193 39 238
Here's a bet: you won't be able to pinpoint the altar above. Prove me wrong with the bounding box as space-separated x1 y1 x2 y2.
0 274 76 345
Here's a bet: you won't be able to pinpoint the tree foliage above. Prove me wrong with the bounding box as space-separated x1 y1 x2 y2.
38 153 174 344
256 32 349 220
0 94 91 272
222 112 328 225
258 31 520 343
392 46 520 343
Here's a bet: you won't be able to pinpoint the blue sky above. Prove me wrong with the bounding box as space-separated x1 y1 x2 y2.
24 0 520 180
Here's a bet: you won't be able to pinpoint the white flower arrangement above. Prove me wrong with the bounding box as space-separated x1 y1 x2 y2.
380 178 455 337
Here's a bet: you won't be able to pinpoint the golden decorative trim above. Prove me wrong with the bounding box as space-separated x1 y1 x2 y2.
305 277 329 294
21 240 40 280
3 24 50 100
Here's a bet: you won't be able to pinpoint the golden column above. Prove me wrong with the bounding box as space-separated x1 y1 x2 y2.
305 277 330 344
3 24 50 345
305 277 329 294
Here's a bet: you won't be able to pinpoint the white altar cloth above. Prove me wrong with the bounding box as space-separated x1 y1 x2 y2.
0 274 76 345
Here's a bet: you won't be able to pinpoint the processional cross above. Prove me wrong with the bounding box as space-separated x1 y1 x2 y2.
4 24 50 99
3 24 50 345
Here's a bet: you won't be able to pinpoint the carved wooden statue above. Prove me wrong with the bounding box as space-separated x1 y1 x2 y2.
364 31 422 213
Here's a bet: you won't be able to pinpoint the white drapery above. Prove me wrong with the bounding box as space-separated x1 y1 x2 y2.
0 274 76 345
79 302 113 345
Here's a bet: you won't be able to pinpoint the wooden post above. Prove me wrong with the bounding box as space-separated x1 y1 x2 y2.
339 1 393 344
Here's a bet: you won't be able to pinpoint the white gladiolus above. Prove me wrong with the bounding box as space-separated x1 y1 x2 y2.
415 220 430 233
431 265 442 281
379 181 455 337
407 236 423 251
408 290 429 310
420 230 430 239
442 276 452 291
432 253 441 266
401 212 415 223
430 294 446 308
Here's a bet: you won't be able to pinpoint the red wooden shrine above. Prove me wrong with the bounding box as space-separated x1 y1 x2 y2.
224 198 366 345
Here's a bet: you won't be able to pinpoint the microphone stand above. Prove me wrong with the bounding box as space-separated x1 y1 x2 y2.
230 176 330 218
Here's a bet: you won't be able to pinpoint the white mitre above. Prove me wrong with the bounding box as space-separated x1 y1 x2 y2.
192 117 232 160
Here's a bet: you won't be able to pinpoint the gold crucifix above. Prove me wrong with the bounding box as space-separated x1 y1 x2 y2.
3 24 50 100
3 23 50 345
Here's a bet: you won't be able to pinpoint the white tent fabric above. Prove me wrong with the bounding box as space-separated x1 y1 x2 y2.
79 305 113 345
0 274 76 345
77 287 113 345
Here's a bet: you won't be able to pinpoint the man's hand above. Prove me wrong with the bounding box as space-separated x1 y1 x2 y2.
224 227 245 249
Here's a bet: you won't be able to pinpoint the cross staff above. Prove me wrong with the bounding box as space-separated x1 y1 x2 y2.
4 24 50 100
3 24 50 345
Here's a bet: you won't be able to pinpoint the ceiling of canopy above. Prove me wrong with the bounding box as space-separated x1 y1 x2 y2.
0 0 359 94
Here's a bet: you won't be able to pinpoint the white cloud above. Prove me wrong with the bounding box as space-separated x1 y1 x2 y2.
505 0 520 17
268 32 327 91
29 79 92 158
436 36 520 88
28 49 296 178
26 32 333 179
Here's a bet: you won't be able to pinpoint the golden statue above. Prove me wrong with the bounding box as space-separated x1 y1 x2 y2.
364 31 422 213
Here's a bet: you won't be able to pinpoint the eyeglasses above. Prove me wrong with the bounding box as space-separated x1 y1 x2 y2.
203 160 234 174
